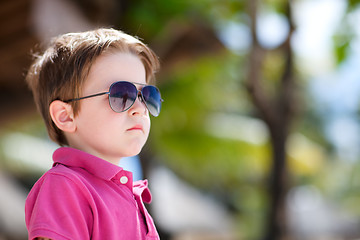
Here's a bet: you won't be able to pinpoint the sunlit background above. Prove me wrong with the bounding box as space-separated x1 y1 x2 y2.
1 0 360 239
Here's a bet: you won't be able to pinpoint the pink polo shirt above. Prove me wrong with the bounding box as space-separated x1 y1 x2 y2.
25 147 160 240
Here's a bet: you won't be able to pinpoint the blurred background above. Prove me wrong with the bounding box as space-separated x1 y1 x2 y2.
1 0 360 239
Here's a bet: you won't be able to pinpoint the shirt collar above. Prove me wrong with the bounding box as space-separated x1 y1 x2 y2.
52 147 126 182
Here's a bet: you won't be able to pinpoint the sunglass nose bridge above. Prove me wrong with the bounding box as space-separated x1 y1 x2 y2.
137 92 145 103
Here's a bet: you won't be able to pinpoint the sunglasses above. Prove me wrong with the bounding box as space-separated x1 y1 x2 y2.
64 81 163 117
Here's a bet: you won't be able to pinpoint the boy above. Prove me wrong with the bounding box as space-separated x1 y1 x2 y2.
25 28 162 240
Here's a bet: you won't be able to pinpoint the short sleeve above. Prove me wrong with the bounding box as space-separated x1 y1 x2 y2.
25 172 93 240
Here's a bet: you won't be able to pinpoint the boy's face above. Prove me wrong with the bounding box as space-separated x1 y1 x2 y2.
68 52 150 164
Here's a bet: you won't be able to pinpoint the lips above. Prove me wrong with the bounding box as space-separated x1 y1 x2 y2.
127 124 143 131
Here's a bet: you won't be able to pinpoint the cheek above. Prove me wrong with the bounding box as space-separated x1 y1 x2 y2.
77 101 119 131
145 118 151 135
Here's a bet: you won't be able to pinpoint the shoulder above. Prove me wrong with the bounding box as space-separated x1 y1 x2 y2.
27 164 90 202
42 163 88 185
25 166 94 240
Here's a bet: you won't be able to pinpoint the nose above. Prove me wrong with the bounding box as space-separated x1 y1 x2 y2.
129 93 148 116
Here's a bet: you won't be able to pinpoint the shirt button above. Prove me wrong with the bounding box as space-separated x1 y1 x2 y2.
120 176 128 184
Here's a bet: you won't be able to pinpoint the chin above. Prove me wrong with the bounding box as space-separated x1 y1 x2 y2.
121 146 143 158
117 139 147 157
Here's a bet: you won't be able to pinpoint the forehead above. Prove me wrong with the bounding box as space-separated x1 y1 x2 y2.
83 52 146 93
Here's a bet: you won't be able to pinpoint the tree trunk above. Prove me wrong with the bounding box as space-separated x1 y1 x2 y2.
245 0 295 239
265 127 289 240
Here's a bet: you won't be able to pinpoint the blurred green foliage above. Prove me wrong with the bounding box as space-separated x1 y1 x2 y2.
150 52 270 187
128 0 360 238
147 41 274 238
348 0 360 9
333 0 360 64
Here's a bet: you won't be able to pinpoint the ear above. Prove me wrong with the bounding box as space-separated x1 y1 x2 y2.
49 100 76 133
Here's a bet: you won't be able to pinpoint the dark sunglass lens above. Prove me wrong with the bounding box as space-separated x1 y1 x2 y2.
109 82 137 112
142 86 162 116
